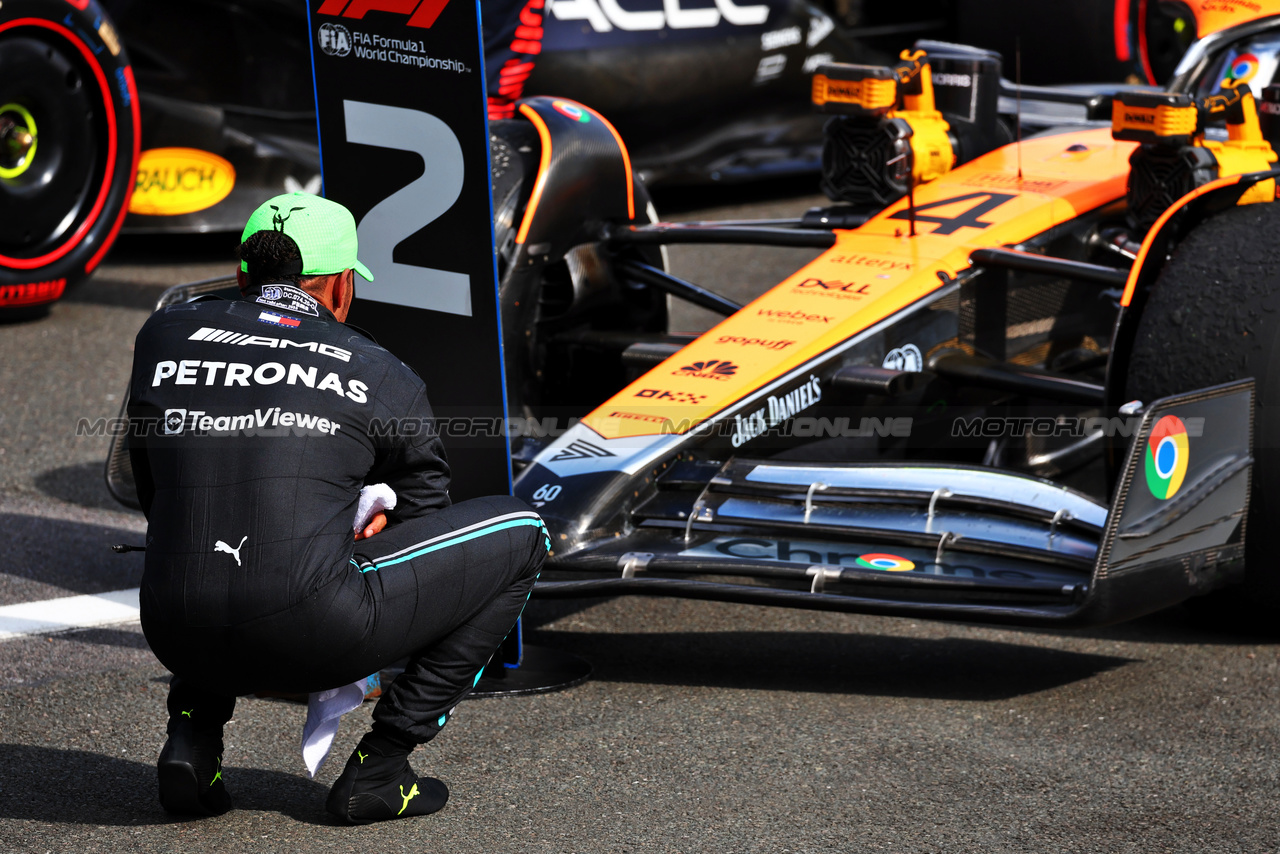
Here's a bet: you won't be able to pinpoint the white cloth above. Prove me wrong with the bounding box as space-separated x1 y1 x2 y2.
353 482 397 534
299 484 401 776
302 678 367 777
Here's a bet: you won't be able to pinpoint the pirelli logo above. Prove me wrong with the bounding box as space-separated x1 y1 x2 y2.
0 279 66 306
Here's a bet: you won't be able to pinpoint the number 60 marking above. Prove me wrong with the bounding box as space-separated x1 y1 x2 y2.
532 483 562 502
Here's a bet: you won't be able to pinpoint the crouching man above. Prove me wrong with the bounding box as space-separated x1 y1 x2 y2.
127 192 547 823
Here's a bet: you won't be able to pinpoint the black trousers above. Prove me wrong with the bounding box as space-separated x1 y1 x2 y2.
148 495 548 744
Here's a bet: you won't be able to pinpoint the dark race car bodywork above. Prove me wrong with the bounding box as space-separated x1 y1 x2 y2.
99 6 1280 631
1 0 1207 310
95 0 1165 231
108 86 1276 636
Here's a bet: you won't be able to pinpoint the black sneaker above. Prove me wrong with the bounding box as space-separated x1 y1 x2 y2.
157 720 232 816
325 741 449 824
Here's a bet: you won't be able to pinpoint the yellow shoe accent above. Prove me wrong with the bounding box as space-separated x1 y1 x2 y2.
397 783 419 815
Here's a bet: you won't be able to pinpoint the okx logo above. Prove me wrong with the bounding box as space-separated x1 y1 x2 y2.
635 388 706 405
674 360 738 381
317 0 452 29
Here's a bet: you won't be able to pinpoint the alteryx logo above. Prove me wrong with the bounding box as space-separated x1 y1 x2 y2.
317 0 452 28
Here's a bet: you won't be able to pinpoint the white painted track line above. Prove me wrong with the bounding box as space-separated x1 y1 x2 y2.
0 588 140 641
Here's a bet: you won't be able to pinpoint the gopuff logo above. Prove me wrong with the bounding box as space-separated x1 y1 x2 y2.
318 22 352 56
317 0 452 29
164 408 187 435
716 335 795 351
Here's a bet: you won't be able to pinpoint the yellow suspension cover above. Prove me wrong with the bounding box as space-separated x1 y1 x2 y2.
891 50 956 185
1200 85 1276 204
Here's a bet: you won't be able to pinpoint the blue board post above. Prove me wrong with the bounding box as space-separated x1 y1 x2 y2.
305 0 589 694
305 0 511 501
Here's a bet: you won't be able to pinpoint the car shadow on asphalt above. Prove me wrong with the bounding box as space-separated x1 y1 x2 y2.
0 513 144 595
0 744 339 826
35 462 134 513
61 277 173 312
525 628 1135 701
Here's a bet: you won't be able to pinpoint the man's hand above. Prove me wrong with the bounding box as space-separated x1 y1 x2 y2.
354 511 387 541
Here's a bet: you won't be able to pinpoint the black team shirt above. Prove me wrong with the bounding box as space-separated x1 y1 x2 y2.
127 285 450 627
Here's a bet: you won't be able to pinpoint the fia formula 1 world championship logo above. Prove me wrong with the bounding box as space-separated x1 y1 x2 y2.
318 22 352 56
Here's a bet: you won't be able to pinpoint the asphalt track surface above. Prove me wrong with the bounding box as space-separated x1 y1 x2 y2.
1 185 1278 853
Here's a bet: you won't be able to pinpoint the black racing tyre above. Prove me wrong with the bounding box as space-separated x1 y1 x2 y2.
1124 201 1280 632
0 0 139 314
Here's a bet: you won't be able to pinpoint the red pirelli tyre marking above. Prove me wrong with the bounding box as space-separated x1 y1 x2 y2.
86 64 141 275
0 17 118 270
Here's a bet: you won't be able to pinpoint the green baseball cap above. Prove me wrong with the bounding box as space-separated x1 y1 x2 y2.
240 192 374 281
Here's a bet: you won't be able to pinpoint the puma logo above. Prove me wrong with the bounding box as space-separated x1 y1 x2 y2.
214 536 248 566
398 782 419 816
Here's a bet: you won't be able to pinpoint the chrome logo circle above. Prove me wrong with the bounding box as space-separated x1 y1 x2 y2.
1145 415 1189 500
552 100 591 123
855 553 916 572
1224 52 1259 86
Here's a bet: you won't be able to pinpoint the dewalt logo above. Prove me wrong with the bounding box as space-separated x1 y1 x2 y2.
827 81 859 100
316 0 452 28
